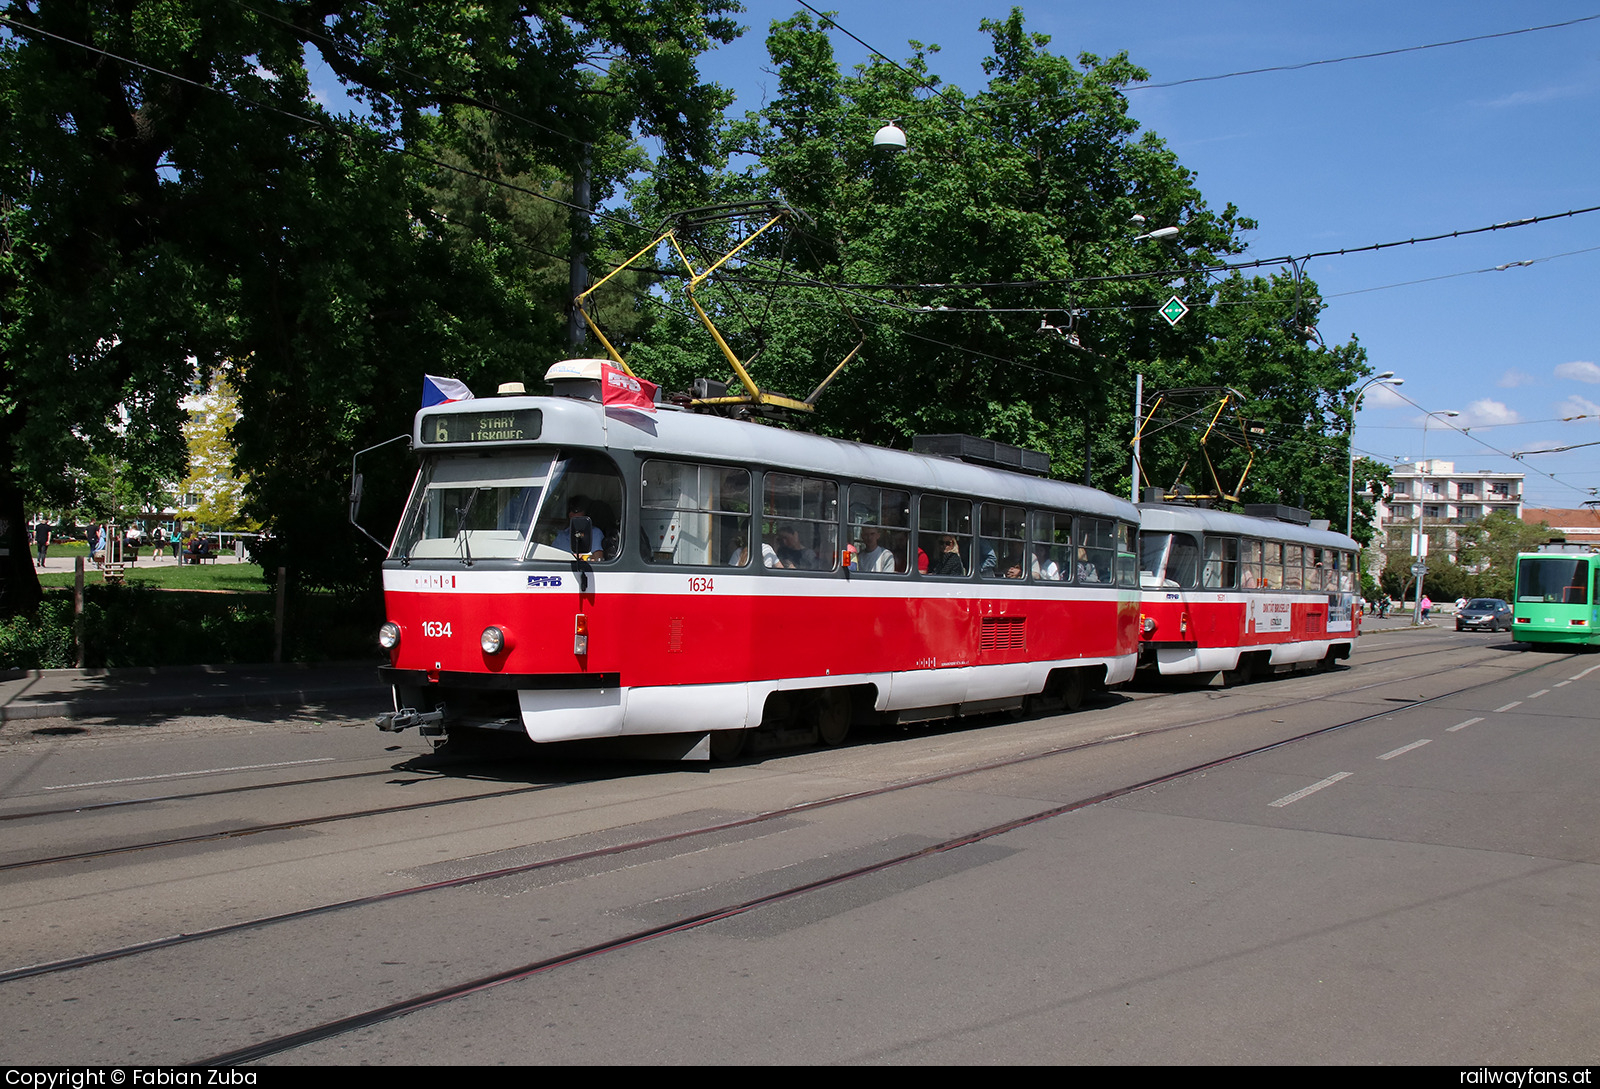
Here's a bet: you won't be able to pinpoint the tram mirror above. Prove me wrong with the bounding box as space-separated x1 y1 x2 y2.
349 473 365 521
568 514 593 556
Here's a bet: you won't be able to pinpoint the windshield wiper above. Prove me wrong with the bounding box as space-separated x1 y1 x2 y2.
453 488 483 566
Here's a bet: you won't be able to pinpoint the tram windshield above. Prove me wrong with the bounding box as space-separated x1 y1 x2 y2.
391 449 624 562
1517 557 1590 605
1140 532 1201 588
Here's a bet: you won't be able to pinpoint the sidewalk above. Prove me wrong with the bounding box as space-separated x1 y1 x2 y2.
32 546 254 574
0 661 387 723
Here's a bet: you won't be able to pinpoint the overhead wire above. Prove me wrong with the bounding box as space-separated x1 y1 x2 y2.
1130 12 1600 90
1379 385 1598 503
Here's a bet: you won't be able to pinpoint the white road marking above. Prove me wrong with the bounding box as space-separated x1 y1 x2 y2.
1269 772 1352 808
1493 701 1522 713
1572 664 1600 680
1377 739 1432 760
1103 732 1138 741
1446 717 1483 733
1528 689 1550 699
1555 681 1572 688
44 758 336 791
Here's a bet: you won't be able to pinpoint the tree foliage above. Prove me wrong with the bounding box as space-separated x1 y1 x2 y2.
620 11 1378 535
0 0 738 606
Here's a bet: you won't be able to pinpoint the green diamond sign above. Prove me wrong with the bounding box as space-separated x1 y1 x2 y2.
1160 295 1189 326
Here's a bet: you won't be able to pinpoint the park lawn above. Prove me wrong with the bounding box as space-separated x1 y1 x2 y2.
39 561 272 593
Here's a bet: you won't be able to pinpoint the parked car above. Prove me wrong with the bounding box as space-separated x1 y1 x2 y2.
1456 598 1513 632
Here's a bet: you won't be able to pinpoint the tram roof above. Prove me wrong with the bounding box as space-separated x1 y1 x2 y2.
416 395 1138 520
1137 503 1359 550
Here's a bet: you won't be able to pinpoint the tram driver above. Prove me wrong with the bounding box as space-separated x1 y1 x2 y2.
553 495 603 558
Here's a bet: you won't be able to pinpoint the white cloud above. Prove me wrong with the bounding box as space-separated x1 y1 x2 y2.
1557 394 1600 420
1363 382 1407 408
1497 368 1538 388
1554 360 1600 384
1458 399 1521 428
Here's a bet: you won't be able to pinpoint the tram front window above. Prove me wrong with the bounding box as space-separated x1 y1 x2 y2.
391 450 623 562
1517 557 1589 604
1140 532 1201 588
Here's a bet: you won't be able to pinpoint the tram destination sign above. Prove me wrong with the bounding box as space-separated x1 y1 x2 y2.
421 408 543 445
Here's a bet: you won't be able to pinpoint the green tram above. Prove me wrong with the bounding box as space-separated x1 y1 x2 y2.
1512 541 1600 646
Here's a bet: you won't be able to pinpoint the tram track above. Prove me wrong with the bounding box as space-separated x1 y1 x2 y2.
0 634 1483 868
0 779 567 873
0 642 1571 993
194 645 1588 1065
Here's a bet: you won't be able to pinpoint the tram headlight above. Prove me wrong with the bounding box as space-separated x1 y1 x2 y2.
378 622 401 650
481 625 509 655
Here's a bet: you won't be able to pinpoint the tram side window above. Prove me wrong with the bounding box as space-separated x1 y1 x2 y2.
920 495 973 577
978 503 1027 579
1029 512 1072 581
764 473 839 572
848 486 911 574
1204 537 1240 589
1283 545 1304 590
1340 551 1357 593
1076 517 1117 584
1260 541 1285 589
639 461 750 567
1240 539 1263 588
1116 523 1139 587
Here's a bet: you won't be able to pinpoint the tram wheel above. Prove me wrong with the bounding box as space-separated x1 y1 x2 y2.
1224 655 1257 687
1059 668 1085 713
817 690 851 746
709 728 749 762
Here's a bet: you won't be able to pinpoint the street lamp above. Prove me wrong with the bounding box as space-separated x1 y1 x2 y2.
1412 408 1460 626
1347 372 1402 537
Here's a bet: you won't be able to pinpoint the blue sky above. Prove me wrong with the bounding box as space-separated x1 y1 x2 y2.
689 2 1600 509
303 3 1600 507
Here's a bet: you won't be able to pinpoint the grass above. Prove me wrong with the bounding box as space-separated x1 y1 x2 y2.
39 559 273 592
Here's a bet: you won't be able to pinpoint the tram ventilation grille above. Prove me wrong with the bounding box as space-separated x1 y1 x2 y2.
980 616 1027 651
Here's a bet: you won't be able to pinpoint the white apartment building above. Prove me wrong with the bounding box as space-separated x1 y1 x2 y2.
1373 459 1524 562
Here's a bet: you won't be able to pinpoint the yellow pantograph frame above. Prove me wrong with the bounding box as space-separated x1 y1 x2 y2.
1131 388 1256 503
574 210 862 413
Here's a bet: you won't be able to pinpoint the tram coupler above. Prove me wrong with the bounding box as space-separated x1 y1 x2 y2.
377 706 447 735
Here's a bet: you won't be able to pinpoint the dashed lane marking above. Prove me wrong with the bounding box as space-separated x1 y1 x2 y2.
44 758 336 791
1446 717 1483 732
1377 739 1432 760
1493 701 1522 713
1269 772 1352 808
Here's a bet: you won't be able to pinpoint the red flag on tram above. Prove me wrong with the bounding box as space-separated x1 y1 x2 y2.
600 362 657 412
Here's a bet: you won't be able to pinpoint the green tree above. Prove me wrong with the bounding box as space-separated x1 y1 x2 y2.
0 0 739 608
1457 510 1561 601
620 10 1376 528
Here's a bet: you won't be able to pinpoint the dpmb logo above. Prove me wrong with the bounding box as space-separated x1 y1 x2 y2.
528 575 562 588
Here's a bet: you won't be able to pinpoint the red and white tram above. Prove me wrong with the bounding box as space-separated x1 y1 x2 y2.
374 363 1143 758
1136 502 1362 683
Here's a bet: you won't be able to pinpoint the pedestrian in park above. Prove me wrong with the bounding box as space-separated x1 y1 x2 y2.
1421 594 1433 622
32 520 50 568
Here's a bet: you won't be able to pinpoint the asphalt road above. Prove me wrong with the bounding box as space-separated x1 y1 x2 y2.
0 628 1594 1065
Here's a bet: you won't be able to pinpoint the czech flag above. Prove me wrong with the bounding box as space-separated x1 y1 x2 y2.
600 362 658 412
423 375 474 407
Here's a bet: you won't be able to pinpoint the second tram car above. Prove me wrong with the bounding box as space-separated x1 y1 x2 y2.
373 362 1143 757
1511 541 1600 646
1136 502 1362 682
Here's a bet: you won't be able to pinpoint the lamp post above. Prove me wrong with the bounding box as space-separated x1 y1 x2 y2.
1412 408 1460 625
1347 372 1402 537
